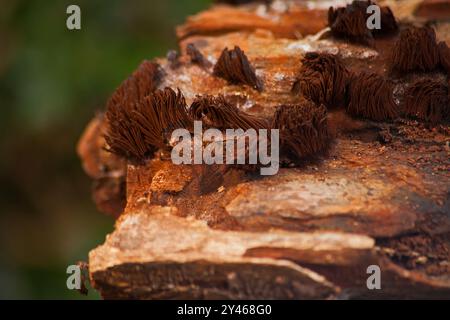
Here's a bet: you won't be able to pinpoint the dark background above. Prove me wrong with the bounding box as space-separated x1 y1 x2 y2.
0 0 211 299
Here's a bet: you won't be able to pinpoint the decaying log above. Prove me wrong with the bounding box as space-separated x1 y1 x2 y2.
79 0 450 299
77 114 126 217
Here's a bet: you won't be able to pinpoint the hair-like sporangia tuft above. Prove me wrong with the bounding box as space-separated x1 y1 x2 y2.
272 99 330 163
328 1 374 46
190 95 268 130
214 0 272 5
213 46 262 91
105 87 192 162
106 60 161 114
104 60 162 160
389 26 440 74
403 79 448 125
186 43 212 68
438 41 450 75
448 79 450 120
105 102 155 161
292 52 350 109
135 88 193 146
347 72 398 121
167 50 181 69
190 95 270 180
373 6 398 36
328 1 398 46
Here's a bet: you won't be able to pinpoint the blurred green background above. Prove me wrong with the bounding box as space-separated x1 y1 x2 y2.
0 0 211 299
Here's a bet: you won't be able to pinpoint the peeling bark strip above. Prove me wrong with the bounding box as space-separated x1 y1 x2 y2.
404 79 449 125
347 72 397 121
272 99 330 163
389 26 440 74
190 95 268 130
328 0 398 46
213 46 262 91
292 52 350 109
105 88 191 161
186 43 212 68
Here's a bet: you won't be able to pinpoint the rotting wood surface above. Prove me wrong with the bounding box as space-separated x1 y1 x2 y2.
78 0 450 299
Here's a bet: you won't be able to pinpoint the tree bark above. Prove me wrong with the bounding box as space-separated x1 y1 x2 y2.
78 0 450 299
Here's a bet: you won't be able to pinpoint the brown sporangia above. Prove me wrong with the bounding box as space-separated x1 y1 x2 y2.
372 6 398 36
292 52 350 109
104 60 162 160
106 60 161 113
438 41 450 75
448 79 450 117
214 0 271 5
186 43 212 68
328 0 398 46
167 50 181 69
347 72 398 121
389 26 440 74
105 102 154 161
190 94 268 130
403 79 448 125
105 88 192 162
328 1 374 46
134 88 193 147
190 95 275 176
272 99 330 163
213 46 262 91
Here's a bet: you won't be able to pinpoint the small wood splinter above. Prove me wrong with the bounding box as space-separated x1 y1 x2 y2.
328 0 398 46
404 79 449 125
292 52 350 109
347 72 398 121
190 95 268 130
389 26 440 74
272 99 330 163
213 46 262 91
